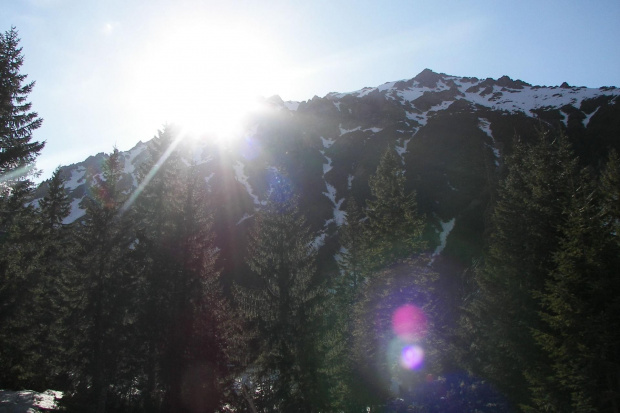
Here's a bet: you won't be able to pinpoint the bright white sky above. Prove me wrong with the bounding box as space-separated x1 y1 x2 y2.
2 0 619 181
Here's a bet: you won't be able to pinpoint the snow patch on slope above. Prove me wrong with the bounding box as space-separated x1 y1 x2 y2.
233 161 262 205
323 182 345 226
339 125 361 136
63 198 85 224
433 218 455 258
479 119 500 166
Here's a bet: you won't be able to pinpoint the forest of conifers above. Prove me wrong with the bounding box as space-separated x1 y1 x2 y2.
1 27 619 413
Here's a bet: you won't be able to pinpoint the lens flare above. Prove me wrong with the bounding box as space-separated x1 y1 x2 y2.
401 345 424 370
392 304 427 341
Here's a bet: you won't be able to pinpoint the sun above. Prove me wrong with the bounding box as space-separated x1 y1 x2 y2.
125 17 287 145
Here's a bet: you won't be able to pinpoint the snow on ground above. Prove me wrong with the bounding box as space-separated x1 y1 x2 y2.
0 389 62 412
479 119 500 166
63 197 85 224
123 143 145 176
582 107 600 127
432 218 456 259
64 166 86 191
364 127 383 133
311 232 327 249
320 151 333 175
233 161 261 205
236 213 253 225
320 136 335 149
322 182 345 226
347 174 354 189
395 138 411 161
339 125 361 136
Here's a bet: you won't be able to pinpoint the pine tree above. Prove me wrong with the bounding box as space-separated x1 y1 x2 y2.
160 163 239 413
234 173 327 412
131 125 185 410
338 146 432 410
461 131 580 410
364 146 424 270
0 27 44 193
0 27 45 388
70 148 137 412
22 167 76 389
533 152 620 412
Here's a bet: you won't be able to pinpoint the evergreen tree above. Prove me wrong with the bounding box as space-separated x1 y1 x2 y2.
364 146 424 270
0 27 44 193
160 163 239 413
335 146 432 411
0 27 45 388
131 125 185 410
23 167 76 389
461 131 580 410
533 152 620 412
70 148 137 412
235 173 327 412
131 126 237 412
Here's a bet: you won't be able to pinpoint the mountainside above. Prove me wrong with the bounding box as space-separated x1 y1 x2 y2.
32 68 620 282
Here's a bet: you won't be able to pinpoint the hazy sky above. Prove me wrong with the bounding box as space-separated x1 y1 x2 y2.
2 0 619 180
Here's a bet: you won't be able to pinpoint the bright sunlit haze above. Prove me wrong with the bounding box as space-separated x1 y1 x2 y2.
2 0 619 180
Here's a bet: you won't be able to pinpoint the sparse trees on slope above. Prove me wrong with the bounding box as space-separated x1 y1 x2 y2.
235 174 327 412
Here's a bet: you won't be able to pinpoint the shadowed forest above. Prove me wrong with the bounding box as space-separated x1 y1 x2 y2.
2 27 620 413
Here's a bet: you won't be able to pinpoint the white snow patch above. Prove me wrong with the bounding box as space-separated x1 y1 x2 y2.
236 213 253 225
582 107 599 127
432 218 456 258
395 138 411 159
63 198 85 224
320 136 335 149
321 153 333 175
333 101 341 111
364 127 383 133
233 161 261 205
0 389 63 411
479 119 500 166
339 125 361 136
65 166 86 190
347 174 354 189
323 181 345 226
311 232 327 249
204 172 215 184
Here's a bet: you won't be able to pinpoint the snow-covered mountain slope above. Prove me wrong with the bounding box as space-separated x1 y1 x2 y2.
32 69 620 279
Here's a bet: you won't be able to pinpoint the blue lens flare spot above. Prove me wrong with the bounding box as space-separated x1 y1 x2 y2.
401 344 424 370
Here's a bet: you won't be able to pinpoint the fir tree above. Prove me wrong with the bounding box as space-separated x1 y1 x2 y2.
235 173 327 412
337 146 431 410
534 152 620 412
364 146 424 270
0 27 45 388
461 131 580 410
24 167 76 389
0 27 44 193
70 148 137 412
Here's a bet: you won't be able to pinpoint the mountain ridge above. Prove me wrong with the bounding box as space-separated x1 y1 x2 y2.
31 69 620 283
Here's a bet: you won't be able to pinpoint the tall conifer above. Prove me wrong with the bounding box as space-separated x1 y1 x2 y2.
235 173 327 412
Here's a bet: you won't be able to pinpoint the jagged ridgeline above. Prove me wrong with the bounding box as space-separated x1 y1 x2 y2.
31 69 620 283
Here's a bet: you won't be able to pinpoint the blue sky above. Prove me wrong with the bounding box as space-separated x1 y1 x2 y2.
2 0 619 180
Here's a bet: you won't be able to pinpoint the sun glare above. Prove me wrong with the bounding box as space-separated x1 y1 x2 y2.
125 17 287 145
